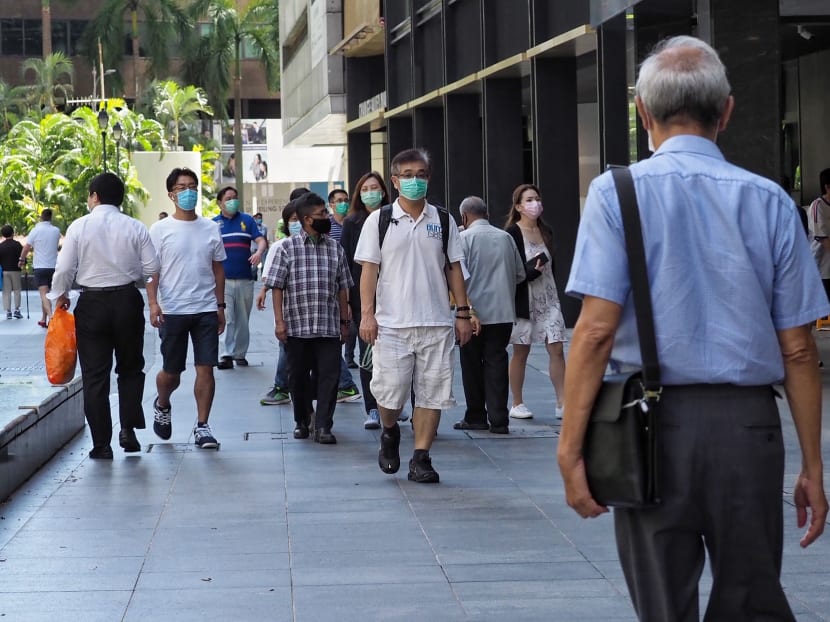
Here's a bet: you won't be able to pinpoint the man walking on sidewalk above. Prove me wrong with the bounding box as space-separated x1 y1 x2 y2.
455 197 525 434
20 208 61 328
213 185 266 369
148 167 226 450
0 225 24 319
560 36 828 621
52 173 159 459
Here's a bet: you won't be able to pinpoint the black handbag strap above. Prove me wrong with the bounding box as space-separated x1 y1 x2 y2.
609 166 662 394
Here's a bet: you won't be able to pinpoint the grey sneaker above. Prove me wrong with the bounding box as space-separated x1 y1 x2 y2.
153 397 172 440
364 409 381 430
193 423 219 449
260 385 291 405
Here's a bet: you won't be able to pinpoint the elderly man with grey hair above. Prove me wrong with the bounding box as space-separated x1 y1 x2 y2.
560 35 828 621
455 196 525 434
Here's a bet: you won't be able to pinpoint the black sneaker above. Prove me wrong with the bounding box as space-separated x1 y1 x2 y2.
378 424 400 474
408 453 440 484
153 397 172 440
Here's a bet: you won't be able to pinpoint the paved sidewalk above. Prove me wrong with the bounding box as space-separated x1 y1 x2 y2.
1 298 829 621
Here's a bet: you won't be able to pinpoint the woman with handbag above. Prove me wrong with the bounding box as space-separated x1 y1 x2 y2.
505 184 567 420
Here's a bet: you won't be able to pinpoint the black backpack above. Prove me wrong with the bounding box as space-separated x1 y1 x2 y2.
377 204 452 269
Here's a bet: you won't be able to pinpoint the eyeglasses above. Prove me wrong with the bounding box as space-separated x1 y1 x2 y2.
394 173 429 180
173 184 198 192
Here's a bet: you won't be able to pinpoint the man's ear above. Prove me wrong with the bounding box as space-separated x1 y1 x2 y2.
634 96 653 132
717 95 735 133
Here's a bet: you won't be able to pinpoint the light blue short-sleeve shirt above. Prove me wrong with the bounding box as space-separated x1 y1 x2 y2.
566 134 829 385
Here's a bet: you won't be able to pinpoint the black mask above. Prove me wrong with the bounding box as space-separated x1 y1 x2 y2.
310 217 332 235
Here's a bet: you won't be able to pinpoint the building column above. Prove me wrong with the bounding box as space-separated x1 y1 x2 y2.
347 132 371 193
483 78 524 219
445 94 484 216
698 0 780 181
413 107 447 209
598 12 629 168
532 57 581 326
387 116 414 167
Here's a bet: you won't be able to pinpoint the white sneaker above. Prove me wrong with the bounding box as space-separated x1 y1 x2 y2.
555 404 564 420
509 404 534 419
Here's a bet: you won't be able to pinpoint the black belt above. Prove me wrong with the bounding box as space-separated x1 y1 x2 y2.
80 283 136 292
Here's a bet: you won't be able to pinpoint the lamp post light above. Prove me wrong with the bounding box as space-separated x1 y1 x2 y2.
112 122 123 178
97 108 109 172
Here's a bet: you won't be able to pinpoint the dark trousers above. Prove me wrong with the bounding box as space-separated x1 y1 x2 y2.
75 287 146 448
459 322 512 427
614 384 794 622
285 337 340 430
350 298 377 414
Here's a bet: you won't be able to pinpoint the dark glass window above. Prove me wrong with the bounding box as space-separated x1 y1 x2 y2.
24 20 43 55
70 21 88 56
1 19 24 55
52 20 70 55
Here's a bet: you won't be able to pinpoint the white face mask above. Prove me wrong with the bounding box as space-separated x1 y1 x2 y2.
647 130 655 153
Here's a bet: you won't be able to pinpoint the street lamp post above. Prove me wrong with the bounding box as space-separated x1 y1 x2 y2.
112 122 123 178
97 109 109 172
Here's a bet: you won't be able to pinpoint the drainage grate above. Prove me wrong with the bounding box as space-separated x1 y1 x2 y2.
243 431 288 441
145 443 194 453
463 427 559 439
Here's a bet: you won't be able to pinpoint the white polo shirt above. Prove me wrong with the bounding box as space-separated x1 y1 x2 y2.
354 200 464 328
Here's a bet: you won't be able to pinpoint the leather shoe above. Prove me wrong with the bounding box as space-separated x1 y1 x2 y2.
489 425 509 434
217 356 234 370
233 358 249 366
453 420 489 431
119 428 141 452
315 428 337 444
293 423 310 439
89 445 113 460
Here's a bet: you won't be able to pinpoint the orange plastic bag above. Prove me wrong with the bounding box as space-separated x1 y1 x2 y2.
45 306 77 385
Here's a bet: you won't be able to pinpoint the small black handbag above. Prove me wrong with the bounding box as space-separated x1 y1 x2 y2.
583 167 662 509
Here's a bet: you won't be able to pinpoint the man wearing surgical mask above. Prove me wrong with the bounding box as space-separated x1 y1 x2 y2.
327 188 350 242
147 168 227 451
212 186 266 370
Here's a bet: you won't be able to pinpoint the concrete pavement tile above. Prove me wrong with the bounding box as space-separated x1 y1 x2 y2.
292 583 466 622
0 555 144 592
443 561 603 583
291 563 448 586
289 548 439 569
148 522 290 555
0 527 154 558
287 521 433 553
141 551 290 573
462 597 638 621
135 568 291 590
124 586 293 621
0 590 131 622
452 578 623 600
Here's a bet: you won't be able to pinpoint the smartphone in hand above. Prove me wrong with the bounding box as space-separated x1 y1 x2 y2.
533 252 549 266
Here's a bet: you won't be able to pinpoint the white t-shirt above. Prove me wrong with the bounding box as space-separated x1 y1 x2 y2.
26 221 62 269
261 235 291 280
150 216 227 314
354 200 464 328
808 197 830 279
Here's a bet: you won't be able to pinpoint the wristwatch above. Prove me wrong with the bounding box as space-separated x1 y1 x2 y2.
217 303 227 309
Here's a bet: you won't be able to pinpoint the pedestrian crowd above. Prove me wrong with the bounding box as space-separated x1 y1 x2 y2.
7 35 827 622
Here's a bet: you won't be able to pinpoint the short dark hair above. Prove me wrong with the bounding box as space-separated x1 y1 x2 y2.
295 192 326 220
280 200 299 236
328 188 348 202
40 209 52 221
391 148 430 176
820 169 830 194
1 224 13 238
89 172 125 206
165 167 199 192
253 212 263 218
217 186 237 201
289 187 311 201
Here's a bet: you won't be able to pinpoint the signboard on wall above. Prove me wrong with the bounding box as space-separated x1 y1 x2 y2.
590 0 642 26
309 0 328 69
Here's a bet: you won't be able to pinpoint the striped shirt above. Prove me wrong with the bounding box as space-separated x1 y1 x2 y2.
263 231 353 338
213 212 262 279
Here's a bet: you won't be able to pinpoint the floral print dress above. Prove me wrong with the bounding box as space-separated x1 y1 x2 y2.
509 238 567 345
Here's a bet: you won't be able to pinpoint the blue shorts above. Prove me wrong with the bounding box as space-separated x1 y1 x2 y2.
159 312 219 373
33 268 54 289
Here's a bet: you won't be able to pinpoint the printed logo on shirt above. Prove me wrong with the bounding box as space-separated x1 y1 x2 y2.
241 221 247 231
426 223 442 240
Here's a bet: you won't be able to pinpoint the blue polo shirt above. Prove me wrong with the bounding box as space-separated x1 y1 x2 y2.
567 134 829 385
213 212 261 280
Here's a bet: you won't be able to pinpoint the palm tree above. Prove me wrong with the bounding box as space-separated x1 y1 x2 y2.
81 0 190 99
182 0 279 204
42 0 53 58
151 80 213 148
0 80 29 138
21 52 74 115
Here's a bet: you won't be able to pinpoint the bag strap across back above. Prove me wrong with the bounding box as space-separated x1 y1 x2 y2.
609 166 662 396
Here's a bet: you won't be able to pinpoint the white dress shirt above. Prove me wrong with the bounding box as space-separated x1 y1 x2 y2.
52 204 160 295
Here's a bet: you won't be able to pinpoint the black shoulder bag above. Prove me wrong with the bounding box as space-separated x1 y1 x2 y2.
582 166 662 508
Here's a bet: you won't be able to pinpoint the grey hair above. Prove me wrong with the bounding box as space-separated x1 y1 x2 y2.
635 35 731 128
459 196 488 218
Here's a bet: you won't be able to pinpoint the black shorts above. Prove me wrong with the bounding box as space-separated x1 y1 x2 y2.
33 268 55 289
159 312 219 374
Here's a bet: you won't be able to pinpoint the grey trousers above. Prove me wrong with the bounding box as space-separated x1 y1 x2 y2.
614 384 795 622
221 278 254 359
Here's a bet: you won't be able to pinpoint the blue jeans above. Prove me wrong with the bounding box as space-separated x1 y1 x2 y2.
274 341 355 391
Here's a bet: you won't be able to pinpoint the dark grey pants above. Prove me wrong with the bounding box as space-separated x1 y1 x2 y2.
614 384 795 622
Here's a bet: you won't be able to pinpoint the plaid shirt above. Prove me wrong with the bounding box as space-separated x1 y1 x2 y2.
264 231 353 338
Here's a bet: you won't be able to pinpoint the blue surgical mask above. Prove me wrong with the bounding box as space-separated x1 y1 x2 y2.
224 198 239 214
288 221 302 236
177 189 198 211
398 177 428 201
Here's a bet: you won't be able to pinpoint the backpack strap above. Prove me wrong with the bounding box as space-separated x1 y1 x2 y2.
377 204 393 249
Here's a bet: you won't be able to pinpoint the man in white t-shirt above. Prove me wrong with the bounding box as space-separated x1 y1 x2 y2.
147 167 227 450
20 209 62 327
355 148 472 483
